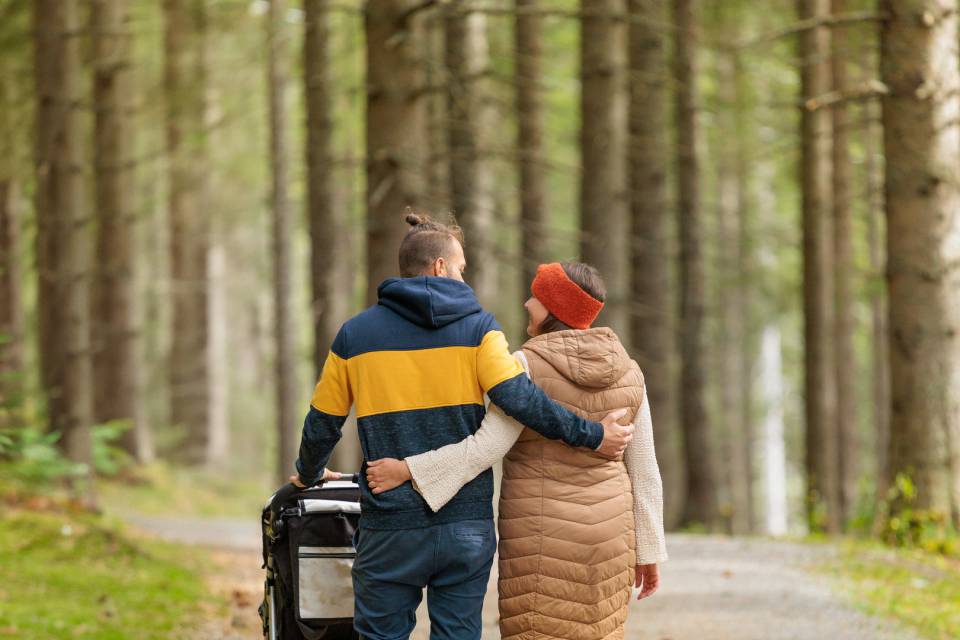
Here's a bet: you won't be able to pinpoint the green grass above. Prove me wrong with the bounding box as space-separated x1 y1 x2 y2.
814 539 960 640
0 508 223 639
97 462 271 518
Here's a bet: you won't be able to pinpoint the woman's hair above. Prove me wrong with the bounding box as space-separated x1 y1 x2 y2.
398 211 465 277
537 262 606 334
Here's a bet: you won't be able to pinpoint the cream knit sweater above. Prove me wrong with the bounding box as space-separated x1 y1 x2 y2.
406 352 668 565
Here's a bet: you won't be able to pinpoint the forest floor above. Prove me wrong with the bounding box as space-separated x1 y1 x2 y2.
119 512 934 640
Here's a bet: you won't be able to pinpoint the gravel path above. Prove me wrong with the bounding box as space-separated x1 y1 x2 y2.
122 515 919 640
626 534 917 640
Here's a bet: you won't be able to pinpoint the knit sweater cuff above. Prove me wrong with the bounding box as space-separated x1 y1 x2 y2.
406 450 452 513
636 549 669 565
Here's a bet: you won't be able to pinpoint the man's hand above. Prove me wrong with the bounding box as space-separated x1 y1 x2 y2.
289 468 342 488
635 563 659 600
596 408 633 459
366 458 412 494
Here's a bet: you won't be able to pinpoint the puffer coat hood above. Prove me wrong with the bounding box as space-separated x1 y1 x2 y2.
522 327 633 389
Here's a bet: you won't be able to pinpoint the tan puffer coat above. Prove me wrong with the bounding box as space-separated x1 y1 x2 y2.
498 327 645 640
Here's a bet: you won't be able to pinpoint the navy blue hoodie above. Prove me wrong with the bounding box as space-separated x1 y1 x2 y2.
295 276 603 530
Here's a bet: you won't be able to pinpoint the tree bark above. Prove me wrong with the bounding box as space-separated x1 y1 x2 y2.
305 0 361 472
715 42 752 535
580 0 629 338
798 0 840 533
627 0 681 529
425 11 449 212
267 0 298 484
33 0 94 471
445 1 497 304
735 52 757 533
830 0 857 529
164 0 211 465
673 0 716 528
881 0 960 525
91 0 151 462
516 0 548 291
365 0 427 304
305 0 349 373
207 239 229 465
0 55 22 393
866 97 890 496
0 180 22 393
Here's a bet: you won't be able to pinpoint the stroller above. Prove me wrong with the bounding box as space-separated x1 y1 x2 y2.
260 474 361 640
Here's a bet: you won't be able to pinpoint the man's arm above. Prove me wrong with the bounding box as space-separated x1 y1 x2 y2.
294 332 353 485
476 329 603 449
295 407 348 486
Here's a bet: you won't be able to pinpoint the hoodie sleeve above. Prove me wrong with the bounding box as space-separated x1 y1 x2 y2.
295 329 352 485
477 329 603 449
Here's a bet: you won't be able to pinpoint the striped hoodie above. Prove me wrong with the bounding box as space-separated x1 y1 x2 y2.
295 276 604 530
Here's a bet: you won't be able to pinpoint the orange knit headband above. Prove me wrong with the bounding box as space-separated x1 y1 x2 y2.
530 263 604 330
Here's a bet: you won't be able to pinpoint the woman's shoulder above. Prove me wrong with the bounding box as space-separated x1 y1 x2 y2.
511 350 531 375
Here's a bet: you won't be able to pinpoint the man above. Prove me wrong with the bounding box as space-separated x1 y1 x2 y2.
292 213 633 640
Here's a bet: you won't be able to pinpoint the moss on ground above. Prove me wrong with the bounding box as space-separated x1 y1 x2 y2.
0 508 223 639
814 539 960 640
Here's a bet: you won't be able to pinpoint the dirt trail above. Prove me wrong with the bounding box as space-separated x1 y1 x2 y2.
123 516 918 640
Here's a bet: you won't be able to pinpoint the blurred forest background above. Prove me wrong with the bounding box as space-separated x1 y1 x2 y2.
3 0 960 558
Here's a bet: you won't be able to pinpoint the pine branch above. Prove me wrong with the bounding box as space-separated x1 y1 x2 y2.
736 11 885 50
803 80 889 111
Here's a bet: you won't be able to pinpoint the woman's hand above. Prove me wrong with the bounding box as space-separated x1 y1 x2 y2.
366 458 412 494
635 563 659 600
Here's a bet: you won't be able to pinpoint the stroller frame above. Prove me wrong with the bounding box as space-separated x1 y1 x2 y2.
260 476 361 640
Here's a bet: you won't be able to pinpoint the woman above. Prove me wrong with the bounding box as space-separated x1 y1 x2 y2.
366 262 667 639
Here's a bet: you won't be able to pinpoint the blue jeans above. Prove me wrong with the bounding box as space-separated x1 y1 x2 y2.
351 518 496 640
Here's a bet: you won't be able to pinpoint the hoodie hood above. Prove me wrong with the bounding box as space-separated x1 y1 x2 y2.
522 327 632 389
377 276 482 329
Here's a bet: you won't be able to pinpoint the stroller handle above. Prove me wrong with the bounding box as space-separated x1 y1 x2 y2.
269 472 359 524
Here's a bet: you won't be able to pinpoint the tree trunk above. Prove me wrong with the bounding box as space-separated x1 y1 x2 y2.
580 0 629 338
207 240 229 465
760 325 788 536
866 97 890 496
881 0 960 525
365 0 427 304
734 52 757 533
164 0 211 465
715 43 751 535
445 1 496 304
673 0 716 529
0 180 22 393
627 0 681 529
425 11 449 212
305 0 360 472
0 54 22 394
516 0 548 291
830 0 857 528
33 0 94 472
305 0 348 373
798 0 840 533
267 0 298 483
91 0 151 461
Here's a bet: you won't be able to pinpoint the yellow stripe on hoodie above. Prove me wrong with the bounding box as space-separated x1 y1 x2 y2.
310 330 524 419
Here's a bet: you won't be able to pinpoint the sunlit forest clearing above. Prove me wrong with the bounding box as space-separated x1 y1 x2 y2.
3 0 960 638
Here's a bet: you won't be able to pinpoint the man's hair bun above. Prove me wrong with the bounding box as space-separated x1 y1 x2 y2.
405 212 431 227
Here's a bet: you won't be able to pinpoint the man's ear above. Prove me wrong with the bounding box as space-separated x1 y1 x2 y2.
433 257 447 278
